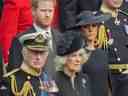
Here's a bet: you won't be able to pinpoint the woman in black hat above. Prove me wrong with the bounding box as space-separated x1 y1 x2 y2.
75 11 111 50
54 32 91 96
74 10 111 96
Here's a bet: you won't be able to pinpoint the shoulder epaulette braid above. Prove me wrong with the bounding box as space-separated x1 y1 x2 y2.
3 68 20 77
10 74 36 96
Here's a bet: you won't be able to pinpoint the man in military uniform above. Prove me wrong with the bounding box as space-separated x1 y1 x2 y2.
100 0 128 96
8 0 61 77
1 32 58 96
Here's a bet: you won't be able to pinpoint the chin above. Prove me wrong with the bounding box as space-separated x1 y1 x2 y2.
75 70 80 73
111 4 122 9
44 24 50 26
33 67 41 71
43 22 51 26
74 69 81 72
32 65 42 69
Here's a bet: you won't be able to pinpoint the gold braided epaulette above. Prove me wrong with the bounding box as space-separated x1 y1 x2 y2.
3 68 20 78
10 74 36 96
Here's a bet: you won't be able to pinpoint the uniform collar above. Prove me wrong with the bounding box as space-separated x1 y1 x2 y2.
21 63 41 76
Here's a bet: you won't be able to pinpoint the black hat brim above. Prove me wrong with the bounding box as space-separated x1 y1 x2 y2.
75 13 111 27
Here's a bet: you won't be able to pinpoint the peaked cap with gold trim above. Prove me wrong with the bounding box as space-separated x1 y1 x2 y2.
19 32 49 51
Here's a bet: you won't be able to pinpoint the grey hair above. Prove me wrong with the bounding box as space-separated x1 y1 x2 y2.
54 55 66 71
54 48 90 71
79 48 89 64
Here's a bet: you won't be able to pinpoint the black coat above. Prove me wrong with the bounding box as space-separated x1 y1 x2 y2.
59 0 102 31
7 26 62 77
54 71 91 96
82 48 109 96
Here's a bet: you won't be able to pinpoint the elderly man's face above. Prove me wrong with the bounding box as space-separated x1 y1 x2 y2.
104 0 123 9
81 24 99 41
65 49 83 73
22 48 48 71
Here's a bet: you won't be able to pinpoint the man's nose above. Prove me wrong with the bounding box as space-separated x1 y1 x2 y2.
46 11 50 17
36 54 42 60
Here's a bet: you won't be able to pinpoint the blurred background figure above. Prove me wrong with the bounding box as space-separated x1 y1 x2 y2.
0 46 3 83
51 0 60 29
121 0 128 10
58 0 102 32
0 0 3 18
0 0 33 65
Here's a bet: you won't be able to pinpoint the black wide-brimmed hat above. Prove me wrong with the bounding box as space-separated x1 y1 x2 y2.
56 31 84 56
75 11 111 27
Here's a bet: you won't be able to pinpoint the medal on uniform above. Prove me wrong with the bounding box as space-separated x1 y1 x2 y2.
114 17 120 25
81 78 87 88
107 29 114 45
124 25 128 35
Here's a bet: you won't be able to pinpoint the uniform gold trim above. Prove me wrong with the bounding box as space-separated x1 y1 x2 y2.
21 63 41 76
10 75 36 96
109 64 128 70
98 25 108 49
3 68 20 78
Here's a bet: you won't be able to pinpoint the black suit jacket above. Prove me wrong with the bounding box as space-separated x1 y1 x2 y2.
7 26 61 76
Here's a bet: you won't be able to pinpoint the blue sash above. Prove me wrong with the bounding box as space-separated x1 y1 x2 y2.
40 72 49 96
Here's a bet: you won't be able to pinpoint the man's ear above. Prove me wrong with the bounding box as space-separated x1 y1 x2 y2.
32 8 36 17
22 47 26 58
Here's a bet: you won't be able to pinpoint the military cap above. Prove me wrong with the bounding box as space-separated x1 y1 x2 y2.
56 31 84 56
19 32 49 51
75 10 111 27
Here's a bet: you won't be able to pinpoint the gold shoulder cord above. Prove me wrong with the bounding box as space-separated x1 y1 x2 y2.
10 75 36 96
98 25 108 49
